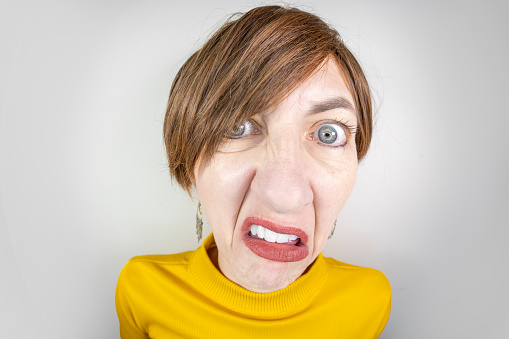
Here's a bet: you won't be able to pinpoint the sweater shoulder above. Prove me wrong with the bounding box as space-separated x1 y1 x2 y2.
115 250 197 336
322 256 391 295
128 250 194 265
318 256 391 337
117 250 195 288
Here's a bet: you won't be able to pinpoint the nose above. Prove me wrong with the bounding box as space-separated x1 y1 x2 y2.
250 135 313 214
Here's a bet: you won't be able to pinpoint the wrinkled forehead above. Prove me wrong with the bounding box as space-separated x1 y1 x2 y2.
254 59 358 124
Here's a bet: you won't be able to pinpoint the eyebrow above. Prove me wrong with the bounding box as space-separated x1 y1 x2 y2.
308 97 356 115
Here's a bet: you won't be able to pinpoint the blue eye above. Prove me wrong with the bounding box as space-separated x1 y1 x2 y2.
230 120 255 138
314 123 346 146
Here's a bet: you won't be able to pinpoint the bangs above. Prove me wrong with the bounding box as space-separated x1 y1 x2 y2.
164 6 372 193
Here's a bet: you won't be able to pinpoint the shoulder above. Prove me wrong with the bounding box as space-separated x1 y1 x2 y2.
114 252 193 338
125 250 195 268
116 250 196 296
321 256 391 304
317 257 391 336
115 251 197 329
324 257 390 286
117 250 195 284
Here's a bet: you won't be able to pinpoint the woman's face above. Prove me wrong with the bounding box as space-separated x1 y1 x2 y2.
194 59 358 293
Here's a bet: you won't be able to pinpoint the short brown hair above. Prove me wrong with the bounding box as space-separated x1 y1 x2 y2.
164 5 373 193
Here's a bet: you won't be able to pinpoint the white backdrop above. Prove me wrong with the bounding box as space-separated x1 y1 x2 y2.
1 0 508 338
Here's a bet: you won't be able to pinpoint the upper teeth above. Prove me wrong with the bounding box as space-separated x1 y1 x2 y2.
250 225 299 243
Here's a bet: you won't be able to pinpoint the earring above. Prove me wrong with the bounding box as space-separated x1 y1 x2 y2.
328 220 337 239
196 202 203 242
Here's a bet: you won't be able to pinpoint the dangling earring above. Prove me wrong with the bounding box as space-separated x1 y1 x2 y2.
328 219 337 239
196 202 203 242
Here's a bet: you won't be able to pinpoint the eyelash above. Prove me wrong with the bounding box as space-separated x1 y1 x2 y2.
229 120 259 139
310 120 356 148
228 119 356 148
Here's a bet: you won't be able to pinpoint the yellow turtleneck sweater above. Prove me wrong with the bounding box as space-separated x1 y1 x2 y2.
115 234 391 338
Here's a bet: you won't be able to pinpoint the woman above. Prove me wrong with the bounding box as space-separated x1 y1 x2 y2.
116 5 390 338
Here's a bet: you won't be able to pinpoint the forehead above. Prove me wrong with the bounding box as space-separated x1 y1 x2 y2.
298 59 353 103
263 59 357 121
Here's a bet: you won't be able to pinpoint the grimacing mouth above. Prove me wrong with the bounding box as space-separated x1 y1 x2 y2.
241 217 308 247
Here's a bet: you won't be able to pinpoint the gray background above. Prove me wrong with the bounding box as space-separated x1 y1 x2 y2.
1 0 508 338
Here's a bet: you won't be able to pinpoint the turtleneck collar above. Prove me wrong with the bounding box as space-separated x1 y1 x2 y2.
189 233 329 318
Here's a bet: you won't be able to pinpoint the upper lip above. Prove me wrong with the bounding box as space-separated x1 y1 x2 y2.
241 216 309 245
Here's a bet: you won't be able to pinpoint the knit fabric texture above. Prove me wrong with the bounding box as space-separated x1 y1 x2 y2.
116 234 391 338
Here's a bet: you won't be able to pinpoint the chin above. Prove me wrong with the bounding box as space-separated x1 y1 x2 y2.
240 248 313 293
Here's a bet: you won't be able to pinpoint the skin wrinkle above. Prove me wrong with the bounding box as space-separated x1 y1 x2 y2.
263 116 313 215
254 139 313 215
194 60 358 293
165 8 373 193
231 170 254 249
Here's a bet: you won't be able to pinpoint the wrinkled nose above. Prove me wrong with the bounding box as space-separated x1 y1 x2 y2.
250 140 313 214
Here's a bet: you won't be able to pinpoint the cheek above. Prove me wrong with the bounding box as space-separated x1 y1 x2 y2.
310 161 357 255
309 141 358 203
313 156 358 227
194 154 255 231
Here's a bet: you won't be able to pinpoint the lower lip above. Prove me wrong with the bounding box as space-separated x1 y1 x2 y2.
240 217 309 262
242 235 309 262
